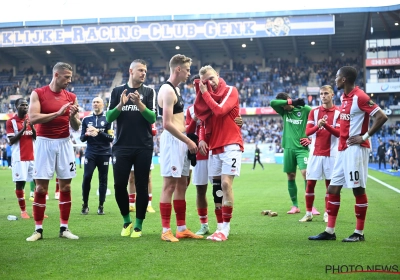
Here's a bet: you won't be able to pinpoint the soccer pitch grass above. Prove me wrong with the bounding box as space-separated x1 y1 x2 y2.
0 164 399 280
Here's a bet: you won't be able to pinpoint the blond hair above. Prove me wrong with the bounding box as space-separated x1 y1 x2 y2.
199 65 217 77
320 85 334 93
169 54 192 70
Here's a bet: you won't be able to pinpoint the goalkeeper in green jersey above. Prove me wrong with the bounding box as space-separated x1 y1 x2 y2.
271 92 314 214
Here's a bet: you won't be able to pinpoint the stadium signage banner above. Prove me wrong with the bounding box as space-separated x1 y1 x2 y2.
365 58 400 67
366 82 400 93
0 15 334 47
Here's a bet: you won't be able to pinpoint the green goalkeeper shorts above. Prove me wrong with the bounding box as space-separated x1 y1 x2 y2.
283 148 309 173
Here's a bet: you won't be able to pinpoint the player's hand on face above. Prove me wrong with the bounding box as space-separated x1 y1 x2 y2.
199 140 208 156
199 80 207 94
187 139 198 154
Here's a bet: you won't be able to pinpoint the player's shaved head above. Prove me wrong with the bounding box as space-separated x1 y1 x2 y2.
92 96 103 104
130 59 147 69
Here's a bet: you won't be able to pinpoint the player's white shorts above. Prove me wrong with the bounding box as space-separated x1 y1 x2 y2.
12 160 34 182
160 130 190 177
192 159 212 185
306 155 336 180
330 145 369 188
33 136 76 180
131 163 154 171
208 144 242 177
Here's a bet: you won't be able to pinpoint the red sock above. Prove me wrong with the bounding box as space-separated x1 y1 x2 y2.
305 180 316 212
327 194 340 228
59 191 71 225
129 193 136 203
215 207 223 224
33 191 46 226
55 178 60 193
355 194 368 231
197 208 208 224
222 206 233 223
324 180 330 212
173 199 186 226
160 202 172 228
15 190 26 212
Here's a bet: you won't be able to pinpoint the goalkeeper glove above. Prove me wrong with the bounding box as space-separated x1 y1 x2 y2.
287 98 305 107
300 138 311 147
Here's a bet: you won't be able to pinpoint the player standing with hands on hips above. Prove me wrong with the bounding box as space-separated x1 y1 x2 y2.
309 66 388 242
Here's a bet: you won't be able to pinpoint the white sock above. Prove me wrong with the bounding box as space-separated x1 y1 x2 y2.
325 227 335 234
221 222 230 236
177 225 187 232
129 203 135 207
354 229 364 235
162 227 170 233
217 223 223 231
306 211 312 216
35 225 43 231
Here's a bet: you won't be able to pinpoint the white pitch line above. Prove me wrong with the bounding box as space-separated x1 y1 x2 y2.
368 175 400 194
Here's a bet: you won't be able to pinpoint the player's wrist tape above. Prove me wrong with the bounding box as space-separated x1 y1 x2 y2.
362 132 370 141
287 99 292 105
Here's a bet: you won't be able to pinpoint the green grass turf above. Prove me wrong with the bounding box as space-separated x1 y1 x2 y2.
0 164 399 280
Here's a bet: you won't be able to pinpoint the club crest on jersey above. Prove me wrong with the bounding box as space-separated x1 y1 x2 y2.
297 112 301 117
113 156 116 164
101 121 105 126
323 115 328 120
85 158 88 164
140 94 144 100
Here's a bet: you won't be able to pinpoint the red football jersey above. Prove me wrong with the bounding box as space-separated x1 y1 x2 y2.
35 85 76 139
201 86 243 153
6 114 35 161
307 106 340 157
338 87 380 151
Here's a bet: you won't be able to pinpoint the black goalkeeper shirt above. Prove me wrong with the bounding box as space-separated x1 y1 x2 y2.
107 83 156 149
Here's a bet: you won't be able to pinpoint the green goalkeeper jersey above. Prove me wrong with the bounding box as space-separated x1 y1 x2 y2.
270 99 312 150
